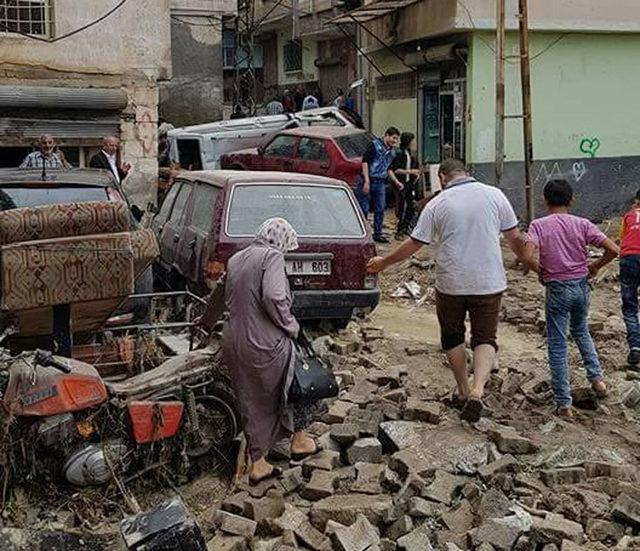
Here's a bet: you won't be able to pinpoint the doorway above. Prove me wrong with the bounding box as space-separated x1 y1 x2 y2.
421 79 465 164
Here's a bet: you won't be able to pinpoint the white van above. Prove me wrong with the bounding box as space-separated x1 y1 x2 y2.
167 107 360 171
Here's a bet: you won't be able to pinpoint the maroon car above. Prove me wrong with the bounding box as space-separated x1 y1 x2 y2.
219 127 371 187
151 170 379 326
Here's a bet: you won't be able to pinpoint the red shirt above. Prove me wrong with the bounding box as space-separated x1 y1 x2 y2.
620 207 640 257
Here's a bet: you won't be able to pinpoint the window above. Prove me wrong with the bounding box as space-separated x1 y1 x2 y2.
263 135 297 157
0 186 108 210
375 72 416 101
0 0 53 36
169 182 193 225
191 183 219 232
177 139 202 170
283 39 302 72
222 29 236 69
336 133 373 158
157 181 182 223
298 138 328 162
227 184 364 238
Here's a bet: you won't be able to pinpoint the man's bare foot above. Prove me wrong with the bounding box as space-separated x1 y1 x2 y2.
592 380 607 396
249 457 280 485
291 432 321 460
556 406 574 418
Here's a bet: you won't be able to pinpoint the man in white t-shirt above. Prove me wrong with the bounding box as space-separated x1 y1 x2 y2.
368 159 528 422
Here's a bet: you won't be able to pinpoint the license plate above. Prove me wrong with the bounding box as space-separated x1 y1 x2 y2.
286 259 332 276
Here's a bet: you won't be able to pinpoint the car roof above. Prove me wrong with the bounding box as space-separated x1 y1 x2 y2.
0 168 116 187
176 170 349 188
279 126 368 139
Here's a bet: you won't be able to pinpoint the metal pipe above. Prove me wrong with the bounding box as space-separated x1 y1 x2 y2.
495 0 505 186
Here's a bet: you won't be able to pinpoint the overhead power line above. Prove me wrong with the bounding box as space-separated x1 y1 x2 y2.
0 0 132 43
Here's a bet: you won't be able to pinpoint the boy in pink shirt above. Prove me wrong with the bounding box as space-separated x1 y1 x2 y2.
524 179 618 417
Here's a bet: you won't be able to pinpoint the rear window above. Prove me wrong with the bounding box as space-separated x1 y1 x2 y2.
0 186 109 210
177 139 202 170
226 184 364 238
335 133 372 158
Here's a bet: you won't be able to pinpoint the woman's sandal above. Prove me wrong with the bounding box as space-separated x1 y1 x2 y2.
290 441 324 462
249 466 283 486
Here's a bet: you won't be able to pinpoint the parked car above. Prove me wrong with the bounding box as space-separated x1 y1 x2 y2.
220 126 371 188
0 168 153 324
151 170 380 327
167 106 360 171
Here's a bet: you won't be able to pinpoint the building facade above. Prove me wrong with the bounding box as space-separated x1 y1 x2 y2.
357 0 640 219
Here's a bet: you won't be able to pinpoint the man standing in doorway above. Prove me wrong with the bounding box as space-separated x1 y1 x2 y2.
367 159 528 422
357 127 399 243
20 134 66 169
89 136 131 184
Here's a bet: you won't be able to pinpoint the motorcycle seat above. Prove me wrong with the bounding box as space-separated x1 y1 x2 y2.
106 345 223 400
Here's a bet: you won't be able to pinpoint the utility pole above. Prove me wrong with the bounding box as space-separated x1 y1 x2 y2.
518 0 534 223
233 0 257 116
495 0 505 186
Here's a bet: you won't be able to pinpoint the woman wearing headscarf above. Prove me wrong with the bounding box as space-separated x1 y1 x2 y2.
223 218 320 484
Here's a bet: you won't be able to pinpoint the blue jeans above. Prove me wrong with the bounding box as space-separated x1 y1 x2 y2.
545 278 603 407
620 255 640 350
356 177 386 238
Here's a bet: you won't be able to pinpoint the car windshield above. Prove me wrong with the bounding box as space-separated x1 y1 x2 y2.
0 186 110 210
335 133 371 158
227 184 364 238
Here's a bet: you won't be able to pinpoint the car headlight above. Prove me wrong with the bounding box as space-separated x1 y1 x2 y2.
364 274 378 289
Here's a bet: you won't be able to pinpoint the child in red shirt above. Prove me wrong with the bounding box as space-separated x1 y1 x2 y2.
619 190 640 367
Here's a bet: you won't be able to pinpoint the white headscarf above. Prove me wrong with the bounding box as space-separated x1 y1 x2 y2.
254 218 299 253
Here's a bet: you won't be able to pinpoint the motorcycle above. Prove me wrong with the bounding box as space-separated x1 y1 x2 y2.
0 341 239 487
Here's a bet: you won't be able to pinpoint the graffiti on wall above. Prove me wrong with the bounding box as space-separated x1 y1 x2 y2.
579 137 601 159
533 159 589 186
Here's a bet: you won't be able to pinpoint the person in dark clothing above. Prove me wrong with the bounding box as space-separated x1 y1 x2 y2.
230 105 246 119
282 90 295 113
388 132 421 239
293 84 305 112
89 136 130 183
355 127 400 243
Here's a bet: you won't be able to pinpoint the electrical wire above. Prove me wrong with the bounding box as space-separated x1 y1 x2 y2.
170 15 223 28
0 0 132 43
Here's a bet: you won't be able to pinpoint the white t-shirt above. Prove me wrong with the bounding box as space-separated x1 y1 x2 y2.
411 177 518 296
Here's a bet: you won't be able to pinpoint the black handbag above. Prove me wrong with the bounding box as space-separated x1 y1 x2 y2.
288 334 339 404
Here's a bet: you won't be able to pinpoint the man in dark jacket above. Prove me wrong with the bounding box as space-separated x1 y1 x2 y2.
89 136 130 183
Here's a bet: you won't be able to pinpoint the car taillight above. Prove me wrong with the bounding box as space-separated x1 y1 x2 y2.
206 261 225 283
365 274 378 289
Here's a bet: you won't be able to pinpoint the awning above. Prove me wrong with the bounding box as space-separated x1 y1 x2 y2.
330 0 419 24
0 85 128 110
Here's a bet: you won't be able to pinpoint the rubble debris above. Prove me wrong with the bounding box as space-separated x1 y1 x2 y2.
347 438 383 465
324 401 357 424
489 426 539 455
391 281 421 299
612 493 640 527
243 494 285 522
540 467 587 487
441 500 474 533
213 510 258 538
352 462 385 495
478 454 519 480
396 524 433 550
309 494 394 530
302 450 342 477
532 513 585 545
331 513 380 551
378 421 421 452
403 399 441 424
121 497 207 550
329 423 360 446
279 466 304 494
345 408 383 437
422 470 466 506
272 504 329 550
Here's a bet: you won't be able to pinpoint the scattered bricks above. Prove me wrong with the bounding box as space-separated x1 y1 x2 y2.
532 513 584 545
370 367 405 389
352 462 385 495
206 534 248 551
514 473 547 495
612 494 640 527
570 488 610 518
422 471 467 506
405 345 430 356
382 502 409 524
570 387 599 411
279 466 304 494
378 421 421 453
324 401 357 424
301 470 338 501
540 468 587 487
478 488 513 521
408 497 442 519
273 504 329 550
268 438 292 461
213 510 257 538
325 520 348 537
386 515 413 541
584 461 637 481
381 389 407 404
379 401 401 421
382 467 403 493
222 491 249 515
472 516 530 551
396 524 434 550
441 500 474 534
478 455 519 480
308 422 331 436
586 519 625 543
331 340 361 356
332 514 380 551
334 371 356 387
346 380 379 405
403 399 441 424
378 538 398 551
363 328 385 342
622 382 640 408
330 423 360 447
560 541 583 551
318 431 342 453
302 450 342 477
389 448 433 479
347 438 383 465
309 494 394 531
490 428 538 455
243 495 285 522
346 408 383 437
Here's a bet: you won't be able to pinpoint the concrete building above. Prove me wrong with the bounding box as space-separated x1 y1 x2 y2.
356 0 640 219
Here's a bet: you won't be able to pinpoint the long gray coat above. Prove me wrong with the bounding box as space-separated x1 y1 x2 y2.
222 244 300 461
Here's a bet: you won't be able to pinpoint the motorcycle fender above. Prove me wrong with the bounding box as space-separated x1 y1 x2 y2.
128 401 184 444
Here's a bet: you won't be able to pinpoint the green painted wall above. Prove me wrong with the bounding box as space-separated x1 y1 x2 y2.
468 31 640 163
276 31 318 87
